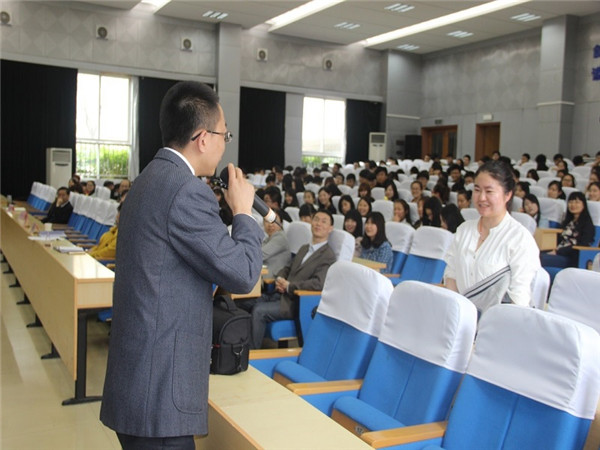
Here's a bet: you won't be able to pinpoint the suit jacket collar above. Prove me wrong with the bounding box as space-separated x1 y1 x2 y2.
155 148 195 176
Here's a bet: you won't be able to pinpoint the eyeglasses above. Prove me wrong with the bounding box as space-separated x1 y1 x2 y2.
191 130 233 143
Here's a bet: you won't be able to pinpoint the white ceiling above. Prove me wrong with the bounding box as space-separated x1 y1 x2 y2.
78 1 600 54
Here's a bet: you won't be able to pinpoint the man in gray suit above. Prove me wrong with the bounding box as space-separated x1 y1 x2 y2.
241 209 337 348
100 81 263 450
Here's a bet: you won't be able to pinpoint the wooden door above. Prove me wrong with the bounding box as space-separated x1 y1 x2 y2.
421 126 458 159
475 123 500 161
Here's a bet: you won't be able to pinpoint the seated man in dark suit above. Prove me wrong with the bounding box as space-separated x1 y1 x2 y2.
239 209 337 348
41 186 73 224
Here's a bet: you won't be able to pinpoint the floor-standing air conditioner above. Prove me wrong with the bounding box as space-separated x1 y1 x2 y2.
46 147 72 189
368 132 387 162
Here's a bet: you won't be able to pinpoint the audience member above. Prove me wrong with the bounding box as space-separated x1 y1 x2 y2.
239 210 337 348
88 203 122 260
441 204 464 233
535 154 549 171
456 190 471 210
561 173 576 189
283 188 299 209
357 197 372 218
261 209 291 279
338 195 355 215
422 196 442 227
213 187 233 226
68 177 84 193
344 209 364 256
417 171 430 189
432 183 450 205
526 169 539 181
298 203 316 223
358 182 373 201
317 187 337 214
411 180 424 203
383 179 399 201
587 181 600 202
514 181 530 199
540 192 595 269
374 167 388 188
303 190 316 206
345 173 356 188
360 212 393 273
444 160 540 314
41 187 73 224
522 194 548 227
547 180 566 200
392 199 412 225
113 179 131 201
85 180 96 196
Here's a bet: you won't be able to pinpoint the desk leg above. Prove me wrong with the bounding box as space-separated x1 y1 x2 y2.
27 314 42 328
17 293 30 305
3 263 13 274
42 344 59 359
9 277 20 288
62 310 102 406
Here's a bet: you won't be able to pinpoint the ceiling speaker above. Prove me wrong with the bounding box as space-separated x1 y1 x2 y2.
181 38 192 51
256 48 268 62
0 11 11 26
323 58 333 71
96 25 108 40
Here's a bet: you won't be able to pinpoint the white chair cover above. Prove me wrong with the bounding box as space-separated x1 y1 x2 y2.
337 184 352 195
331 214 345 230
449 191 458 206
593 253 600 272
521 177 537 186
536 177 560 189
537 171 554 179
408 202 418 223
296 192 305 206
371 187 385 200
409 226 454 260
103 200 119 226
372 199 394 221
43 185 57 203
469 305 600 420
285 206 300 222
511 211 536 235
562 187 579 199
95 186 111 200
538 198 564 224
519 162 537 173
381 281 477 372
317 261 393 337
385 221 414 253
285 221 311 254
304 183 320 194
529 185 546 198
91 197 106 223
79 195 94 219
398 189 412 202
587 201 600 226
328 229 355 261
511 196 522 212
529 266 550 309
548 268 600 334
460 208 480 221
572 166 591 178
70 192 82 214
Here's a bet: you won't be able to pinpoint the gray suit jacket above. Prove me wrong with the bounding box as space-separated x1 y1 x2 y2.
276 243 337 316
100 148 263 437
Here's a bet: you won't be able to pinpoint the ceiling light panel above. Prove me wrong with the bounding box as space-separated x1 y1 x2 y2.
397 43 420 51
335 22 360 30
266 0 346 32
511 12 541 22
447 30 474 38
202 10 228 20
385 3 415 13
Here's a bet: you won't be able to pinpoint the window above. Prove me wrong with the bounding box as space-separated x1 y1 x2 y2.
76 73 133 179
302 97 346 166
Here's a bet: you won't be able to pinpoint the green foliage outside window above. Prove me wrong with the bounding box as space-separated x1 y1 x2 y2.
76 142 130 179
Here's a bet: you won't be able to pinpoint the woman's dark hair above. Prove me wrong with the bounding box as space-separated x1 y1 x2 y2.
358 182 372 199
281 173 294 193
548 180 566 200
417 170 430 181
535 154 549 171
383 179 399 201
361 212 387 249
562 191 593 230
293 176 305 192
526 169 539 181
343 209 363 238
338 195 356 214
523 193 541 225
475 160 516 209
422 196 442 227
516 181 530 196
393 199 412 225
299 203 316 219
433 183 450 204
317 187 332 208
441 204 465 233
283 188 299 207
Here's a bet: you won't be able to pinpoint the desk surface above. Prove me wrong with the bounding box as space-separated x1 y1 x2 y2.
197 366 371 449
1 207 113 378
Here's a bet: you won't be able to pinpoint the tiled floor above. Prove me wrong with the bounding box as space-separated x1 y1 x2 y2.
1 259 120 449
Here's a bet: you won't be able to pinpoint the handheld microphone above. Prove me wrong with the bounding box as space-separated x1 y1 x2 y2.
214 167 280 225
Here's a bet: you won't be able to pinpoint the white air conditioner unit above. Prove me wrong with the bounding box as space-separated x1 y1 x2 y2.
368 132 387 162
46 148 72 189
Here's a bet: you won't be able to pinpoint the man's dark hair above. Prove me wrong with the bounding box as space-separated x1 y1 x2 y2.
299 203 316 218
265 173 276 184
160 81 220 149
264 186 282 205
57 186 69 195
374 166 388 176
346 173 356 182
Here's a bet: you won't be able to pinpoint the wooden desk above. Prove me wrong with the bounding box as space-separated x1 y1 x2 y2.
1 207 114 405
353 256 387 272
535 227 562 251
195 366 371 449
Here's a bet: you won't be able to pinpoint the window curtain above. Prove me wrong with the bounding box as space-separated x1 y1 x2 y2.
239 87 285 173
345 99 382 164
1 60 77 200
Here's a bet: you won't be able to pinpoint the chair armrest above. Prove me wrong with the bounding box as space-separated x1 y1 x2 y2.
106 263 116 270
287 379 362 395
361 421 447 448
294 290 321 296
384 273 400 279
263 278 275 284
573 246 600 251
78 243 95 249
353 257 387 272
249 348 301 360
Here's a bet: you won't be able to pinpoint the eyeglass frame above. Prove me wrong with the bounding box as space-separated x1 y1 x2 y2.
190 129 233 143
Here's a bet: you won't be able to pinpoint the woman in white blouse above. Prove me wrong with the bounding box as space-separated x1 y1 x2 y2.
444 160 540 315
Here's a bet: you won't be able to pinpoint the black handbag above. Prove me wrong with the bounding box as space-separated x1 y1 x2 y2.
210 295 251 375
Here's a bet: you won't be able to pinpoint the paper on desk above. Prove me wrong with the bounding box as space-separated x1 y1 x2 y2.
28 231 66 241
54 245 86 254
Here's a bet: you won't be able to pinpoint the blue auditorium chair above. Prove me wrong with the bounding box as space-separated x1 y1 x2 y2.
384 221 414 276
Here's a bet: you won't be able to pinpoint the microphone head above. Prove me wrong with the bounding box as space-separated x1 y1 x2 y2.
219 167 230 185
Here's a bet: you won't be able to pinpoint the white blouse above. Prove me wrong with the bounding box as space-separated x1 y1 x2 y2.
444 212 540 307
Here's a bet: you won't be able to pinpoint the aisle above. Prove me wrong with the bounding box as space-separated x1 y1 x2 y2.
0 259 119 449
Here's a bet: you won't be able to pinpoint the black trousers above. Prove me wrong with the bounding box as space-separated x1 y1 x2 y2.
117 433 195 450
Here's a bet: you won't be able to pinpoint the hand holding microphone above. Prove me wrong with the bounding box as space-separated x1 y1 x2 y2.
217 165 281 227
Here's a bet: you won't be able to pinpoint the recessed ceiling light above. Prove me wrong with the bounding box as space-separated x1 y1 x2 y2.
511 12 541 22
138 0 170 12
266 0 346 32
203 10 228 20
362 0 530 47
447 30 474 38
335 22 360 30
385 3 415 13
397 44 420 51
